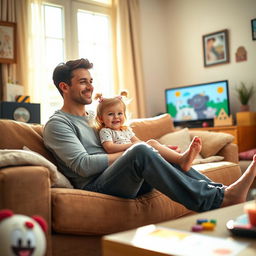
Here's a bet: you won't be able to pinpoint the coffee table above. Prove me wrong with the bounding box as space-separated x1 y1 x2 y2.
103 202 256 256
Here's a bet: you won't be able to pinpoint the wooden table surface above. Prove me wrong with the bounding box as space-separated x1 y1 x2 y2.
103 202 256 256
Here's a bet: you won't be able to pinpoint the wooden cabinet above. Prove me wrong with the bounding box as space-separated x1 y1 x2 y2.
190 125 256 153
236 126 256 152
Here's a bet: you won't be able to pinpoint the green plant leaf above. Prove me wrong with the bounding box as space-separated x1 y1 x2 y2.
235 82 255 105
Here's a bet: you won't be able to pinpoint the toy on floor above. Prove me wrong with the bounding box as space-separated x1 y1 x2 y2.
0 209 48 256
191 218 217 232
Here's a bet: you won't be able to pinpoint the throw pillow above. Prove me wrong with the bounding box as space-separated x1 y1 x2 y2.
0 149 73 189
157 128 203 159
239 148 256 160
129 113 175 141
189 130 234 158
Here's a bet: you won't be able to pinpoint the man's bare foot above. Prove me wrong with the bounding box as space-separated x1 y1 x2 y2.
179 136 202 171
221 154 256 207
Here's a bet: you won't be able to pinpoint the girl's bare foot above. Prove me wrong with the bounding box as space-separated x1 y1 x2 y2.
221 154 256 207
179 136 202 171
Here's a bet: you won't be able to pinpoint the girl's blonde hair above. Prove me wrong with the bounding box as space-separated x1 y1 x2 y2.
94 91 129 131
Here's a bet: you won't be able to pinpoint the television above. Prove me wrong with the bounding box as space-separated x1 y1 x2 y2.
165 80 230 128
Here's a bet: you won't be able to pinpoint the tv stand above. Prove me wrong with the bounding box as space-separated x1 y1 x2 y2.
175 120 213 129
190 125 256 153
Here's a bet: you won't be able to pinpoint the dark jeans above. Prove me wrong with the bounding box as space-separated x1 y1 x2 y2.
84 143 225 212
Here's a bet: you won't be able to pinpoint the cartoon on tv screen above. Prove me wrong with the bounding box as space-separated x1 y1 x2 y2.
165 81 229 122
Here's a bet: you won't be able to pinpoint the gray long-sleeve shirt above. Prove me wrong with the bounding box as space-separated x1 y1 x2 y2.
43 110 108 188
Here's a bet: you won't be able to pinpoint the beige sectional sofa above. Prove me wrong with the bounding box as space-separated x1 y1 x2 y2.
0 113 241 256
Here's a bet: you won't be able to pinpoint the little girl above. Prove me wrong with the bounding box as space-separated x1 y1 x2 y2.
94 91 202 171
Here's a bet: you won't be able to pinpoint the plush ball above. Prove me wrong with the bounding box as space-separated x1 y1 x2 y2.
0 209 47 256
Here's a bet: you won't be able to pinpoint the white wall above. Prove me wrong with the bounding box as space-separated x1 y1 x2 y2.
140 0 256 118
140 0 170 116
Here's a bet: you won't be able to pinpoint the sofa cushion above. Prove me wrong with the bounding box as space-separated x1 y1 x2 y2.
129 114 175 141
157 128 203 161
189 130 234 158
193 161 241 185
239 160 251 173
157 129 223 164
51 161 241 236
192 156 224 164
158 128 191 152
51 189 190 236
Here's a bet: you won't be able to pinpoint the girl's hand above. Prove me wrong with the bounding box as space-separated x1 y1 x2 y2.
167 145 181 153
131 141 142 146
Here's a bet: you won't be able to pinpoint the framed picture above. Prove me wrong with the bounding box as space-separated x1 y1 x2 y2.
202 29 229 67
251 18 256 40
0 21 16 64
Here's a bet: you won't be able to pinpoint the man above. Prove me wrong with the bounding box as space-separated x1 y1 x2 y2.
43 58 256 212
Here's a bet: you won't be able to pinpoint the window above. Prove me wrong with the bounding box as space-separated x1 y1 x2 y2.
77 10 114 98
43 4 65 121
32 0 114 123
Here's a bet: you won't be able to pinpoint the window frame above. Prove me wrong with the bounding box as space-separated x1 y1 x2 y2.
39 0 116 123
71 1 113 59
44 0 114 61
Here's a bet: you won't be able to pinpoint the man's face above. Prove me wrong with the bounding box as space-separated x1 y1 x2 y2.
67 68 94 105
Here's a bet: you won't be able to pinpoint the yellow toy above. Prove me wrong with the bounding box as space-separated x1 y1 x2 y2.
0 209 47 256
214 108 233 126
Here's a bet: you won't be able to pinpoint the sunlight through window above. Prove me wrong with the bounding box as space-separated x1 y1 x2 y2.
91 0 111 5
32 1 114 123
77 10 114 98
43 4 65 123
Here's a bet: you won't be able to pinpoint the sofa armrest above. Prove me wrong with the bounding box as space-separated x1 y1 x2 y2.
0 166 52 255
217 143 239 164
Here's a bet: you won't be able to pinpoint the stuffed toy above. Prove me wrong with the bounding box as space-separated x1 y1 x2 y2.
0 209 48 256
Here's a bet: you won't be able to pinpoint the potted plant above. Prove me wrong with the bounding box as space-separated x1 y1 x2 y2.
235 82 255 111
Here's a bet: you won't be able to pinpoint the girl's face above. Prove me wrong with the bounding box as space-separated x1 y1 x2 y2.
101 102 125 130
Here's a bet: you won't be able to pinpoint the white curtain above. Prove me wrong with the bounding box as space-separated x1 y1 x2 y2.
114 0 146 118
26 0 46 104
15 0 29 97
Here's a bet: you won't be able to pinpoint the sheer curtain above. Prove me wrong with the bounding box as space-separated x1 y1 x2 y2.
26 0 46 104
15 0 29 96
0 0 45 105
114 0 146 118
